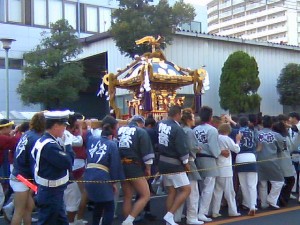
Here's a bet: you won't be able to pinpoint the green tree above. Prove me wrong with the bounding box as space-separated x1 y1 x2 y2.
277 63 300 109
219 51 261 114
110 0 196 58
17 19 88 109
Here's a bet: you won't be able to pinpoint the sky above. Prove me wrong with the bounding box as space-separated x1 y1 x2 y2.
184 0 210 5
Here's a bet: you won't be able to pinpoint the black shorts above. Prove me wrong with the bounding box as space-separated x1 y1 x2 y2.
123 164 144 179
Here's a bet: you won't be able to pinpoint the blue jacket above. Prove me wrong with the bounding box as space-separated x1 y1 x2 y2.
84 136 124 202
31 132 74 186
12 130 42 179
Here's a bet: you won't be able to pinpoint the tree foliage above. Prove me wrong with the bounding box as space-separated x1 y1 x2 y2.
219 51 261 114
277 63 300 107
110 0 196 58
17 19 88 109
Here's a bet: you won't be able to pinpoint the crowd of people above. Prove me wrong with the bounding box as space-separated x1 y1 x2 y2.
0 105 300 225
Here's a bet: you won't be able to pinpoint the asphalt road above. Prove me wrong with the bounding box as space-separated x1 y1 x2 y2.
1 195 300 225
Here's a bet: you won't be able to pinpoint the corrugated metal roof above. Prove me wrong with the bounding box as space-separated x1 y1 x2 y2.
0 111 37 121
19 112 37 120
80 30 300 51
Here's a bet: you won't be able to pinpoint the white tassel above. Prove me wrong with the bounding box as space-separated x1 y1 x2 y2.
202 72 210 93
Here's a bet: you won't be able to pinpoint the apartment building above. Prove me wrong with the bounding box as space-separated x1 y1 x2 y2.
207 0 299 45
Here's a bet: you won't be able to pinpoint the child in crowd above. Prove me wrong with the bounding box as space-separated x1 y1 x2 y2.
212 123 241 218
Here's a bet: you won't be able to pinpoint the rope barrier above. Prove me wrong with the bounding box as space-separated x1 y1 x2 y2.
1 154 297 184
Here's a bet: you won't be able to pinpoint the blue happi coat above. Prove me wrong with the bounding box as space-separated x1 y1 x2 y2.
84 135 124 202
235 126 257 172
12 130 42 179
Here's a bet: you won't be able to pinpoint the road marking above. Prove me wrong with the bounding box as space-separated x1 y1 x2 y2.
208 206 300 225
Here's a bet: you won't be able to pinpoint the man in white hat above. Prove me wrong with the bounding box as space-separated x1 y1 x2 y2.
31 110 75 225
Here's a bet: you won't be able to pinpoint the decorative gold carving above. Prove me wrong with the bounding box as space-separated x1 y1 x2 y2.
102 36 207 119
107 73 121 119
135 35 165 53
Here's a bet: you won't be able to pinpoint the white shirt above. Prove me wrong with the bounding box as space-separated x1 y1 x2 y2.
216 134 240 177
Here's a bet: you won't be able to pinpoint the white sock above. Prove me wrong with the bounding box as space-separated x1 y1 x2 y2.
124 215 135 223
69 223 75 225
74 219 83 225
164 212 178 225
164 212 174 218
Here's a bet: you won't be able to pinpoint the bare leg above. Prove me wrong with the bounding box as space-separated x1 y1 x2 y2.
22 194 35 225
121 181 134 217
129 178 150 217
11 191 33 225
169 185 190 213
67 211 77 223
77 184 87 220
165 186 176 212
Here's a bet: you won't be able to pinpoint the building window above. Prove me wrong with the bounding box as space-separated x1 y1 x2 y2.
0 0 5 22
8 0 23 23
49 0 62 25
0 58 23 70
33 0 47 26
99 8 111 33
64 1 77 29
86 5 98 32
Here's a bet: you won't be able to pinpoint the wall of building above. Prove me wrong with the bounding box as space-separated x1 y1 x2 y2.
287 8 298 45
0 23 47 112
80 32 300 116
165 32 300 116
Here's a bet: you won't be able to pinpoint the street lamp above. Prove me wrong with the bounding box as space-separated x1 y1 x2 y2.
0 38 16 119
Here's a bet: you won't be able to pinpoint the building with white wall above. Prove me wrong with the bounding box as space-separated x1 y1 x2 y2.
0 0 206 118
80 31 300 116
2 0 297 118
0 0 120 117
207 0 299 45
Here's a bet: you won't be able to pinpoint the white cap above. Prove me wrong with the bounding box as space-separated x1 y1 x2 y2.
44 110 70 125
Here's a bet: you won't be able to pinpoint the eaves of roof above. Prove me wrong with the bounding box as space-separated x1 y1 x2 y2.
79 29 300 52
79 31 112 44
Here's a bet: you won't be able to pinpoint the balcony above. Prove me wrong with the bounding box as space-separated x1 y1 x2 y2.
246 2 265 11
219 10 232 19
208 5 218 15
232 6 244 15
267 0 284 6
238 7 285 22
244 15 286 31
268 36 288 44
219 1 232 10
244 27 287 39
208 14 219 23
217 26 247 36
232 0 244 5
